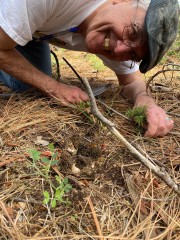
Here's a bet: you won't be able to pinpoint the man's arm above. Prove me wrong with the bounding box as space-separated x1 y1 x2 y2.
117 70 174 137
0 27 89 105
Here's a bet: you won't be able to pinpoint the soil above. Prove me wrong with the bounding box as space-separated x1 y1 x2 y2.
0 47 179 240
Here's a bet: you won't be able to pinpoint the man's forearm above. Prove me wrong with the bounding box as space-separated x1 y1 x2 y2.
117 70 152 104
0 48 89 104
0 48 58 94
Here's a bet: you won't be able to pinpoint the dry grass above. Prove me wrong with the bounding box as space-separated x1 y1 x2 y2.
0 49 179 240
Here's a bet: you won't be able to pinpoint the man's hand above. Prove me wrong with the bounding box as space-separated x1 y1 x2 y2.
0 27 89 105
117 71 174 137
135 95 174 137
49 82 89 105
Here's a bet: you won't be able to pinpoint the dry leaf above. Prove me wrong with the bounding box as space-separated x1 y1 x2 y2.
71 164 81 176
35 136 49 146
41 151 53 157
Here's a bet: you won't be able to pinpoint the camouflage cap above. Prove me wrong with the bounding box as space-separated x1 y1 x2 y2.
139 0 179 73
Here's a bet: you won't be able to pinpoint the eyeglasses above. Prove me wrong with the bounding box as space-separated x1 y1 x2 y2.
122 0 144 69
122 24 143 68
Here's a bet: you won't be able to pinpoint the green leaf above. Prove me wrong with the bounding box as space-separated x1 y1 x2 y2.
55 175 61 182
43 190 50 198
48 143 55 152
51 152 58 160
51 199 57 208
29 149 41 161
41 157 50 163
50 160 58 166
64 184 72 192
126 106 147 128
43 198 49 205
55 189 61 198
43 191 50 204
63 178 69 185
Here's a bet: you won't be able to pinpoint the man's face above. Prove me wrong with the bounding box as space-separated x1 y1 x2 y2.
82 0 147 63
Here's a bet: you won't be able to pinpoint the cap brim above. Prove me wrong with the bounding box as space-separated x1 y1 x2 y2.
139 0 179 74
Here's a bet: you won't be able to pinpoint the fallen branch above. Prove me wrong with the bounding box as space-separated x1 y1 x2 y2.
81 77 180 196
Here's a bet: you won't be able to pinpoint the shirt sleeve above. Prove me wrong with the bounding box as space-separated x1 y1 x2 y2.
97 54 139 75
0 0 47 46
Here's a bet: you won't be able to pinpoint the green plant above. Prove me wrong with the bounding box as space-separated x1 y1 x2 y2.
126 106 147 129
43 176 72 208
29 143 58 177
77 101 90 110
28 144 72 208
76 101 94 123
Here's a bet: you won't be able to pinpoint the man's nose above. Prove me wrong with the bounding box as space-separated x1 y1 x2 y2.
114 40 131 55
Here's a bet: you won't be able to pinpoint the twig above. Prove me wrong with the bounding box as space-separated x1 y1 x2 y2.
167 112 180 117
81 77 180 196
13 198 42 205
62 57 84 85
169 131 180 136
162 63 180 69
51 50 60 80
97 99 130 121
146 68 180 90
87 196 104 240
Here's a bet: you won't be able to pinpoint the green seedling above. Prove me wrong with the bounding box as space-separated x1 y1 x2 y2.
126 106 147 131
76 101 94 123
77 101 90 110
28 143 72 208
43 176 72 208
29 143 58 178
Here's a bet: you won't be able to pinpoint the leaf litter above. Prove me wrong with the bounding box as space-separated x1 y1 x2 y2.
0 48 179 240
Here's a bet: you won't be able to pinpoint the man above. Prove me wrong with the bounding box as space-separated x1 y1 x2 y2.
0 0 179 137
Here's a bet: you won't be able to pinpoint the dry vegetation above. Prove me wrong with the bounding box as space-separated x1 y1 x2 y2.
0 38 179 239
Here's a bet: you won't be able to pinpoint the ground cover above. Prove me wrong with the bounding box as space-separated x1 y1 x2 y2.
0 33 179 239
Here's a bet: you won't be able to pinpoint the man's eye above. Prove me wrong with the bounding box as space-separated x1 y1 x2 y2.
128 28 138 41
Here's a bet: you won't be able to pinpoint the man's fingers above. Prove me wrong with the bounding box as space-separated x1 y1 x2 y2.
144 109 158 137
53 83 89 105
144 109 174 137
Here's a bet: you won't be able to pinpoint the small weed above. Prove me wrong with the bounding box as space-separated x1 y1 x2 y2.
77 101 90 110
28 144 72 208
126 106 147 132
76 101 94 123
43 176 72 208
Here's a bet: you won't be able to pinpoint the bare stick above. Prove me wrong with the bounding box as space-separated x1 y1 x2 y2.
62 57 84 85
81 77 180 196
146 67 180 90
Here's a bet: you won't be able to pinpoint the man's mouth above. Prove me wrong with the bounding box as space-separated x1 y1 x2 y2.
103 33 110 51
